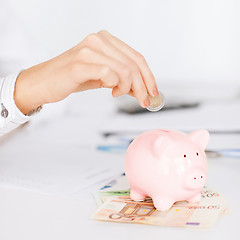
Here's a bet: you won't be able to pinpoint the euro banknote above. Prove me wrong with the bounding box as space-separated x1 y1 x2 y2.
92 176 230 229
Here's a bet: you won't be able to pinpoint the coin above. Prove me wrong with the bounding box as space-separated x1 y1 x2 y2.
147 91 165 112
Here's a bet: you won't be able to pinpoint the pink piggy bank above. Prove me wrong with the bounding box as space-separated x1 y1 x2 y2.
125 129 209 211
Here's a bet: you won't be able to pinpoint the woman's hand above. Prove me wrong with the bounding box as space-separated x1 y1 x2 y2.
14 30 159 114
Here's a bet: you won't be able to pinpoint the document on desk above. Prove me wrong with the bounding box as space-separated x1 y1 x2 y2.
92 175 230 229
0 146 123 198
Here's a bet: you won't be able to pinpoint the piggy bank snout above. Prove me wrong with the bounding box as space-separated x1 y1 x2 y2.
184 170 206 190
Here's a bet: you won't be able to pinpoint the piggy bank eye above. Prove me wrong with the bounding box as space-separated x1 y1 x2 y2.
196 152 199 156
184 154 186 158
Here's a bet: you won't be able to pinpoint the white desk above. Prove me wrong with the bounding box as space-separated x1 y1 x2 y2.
0 92 239 240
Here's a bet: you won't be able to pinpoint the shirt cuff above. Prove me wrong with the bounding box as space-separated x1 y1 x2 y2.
0 72 31 136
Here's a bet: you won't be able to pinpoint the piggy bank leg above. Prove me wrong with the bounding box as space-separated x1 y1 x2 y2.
152 198 174 211
187 193 202 203
130 189 146 201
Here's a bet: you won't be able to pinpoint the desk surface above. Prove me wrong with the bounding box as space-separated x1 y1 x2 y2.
0 151 239 240
0 92 239 240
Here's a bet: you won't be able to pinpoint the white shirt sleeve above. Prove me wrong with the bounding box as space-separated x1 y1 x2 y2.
0 72 31 137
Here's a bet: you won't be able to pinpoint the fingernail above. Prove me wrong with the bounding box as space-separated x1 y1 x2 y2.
153 86 159 96
144 96 150 108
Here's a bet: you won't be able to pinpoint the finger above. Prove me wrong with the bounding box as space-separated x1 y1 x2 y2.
126 89 135 97
112 77 149 108
131 77 150 108
81 33 144 98
112 89 135 98
98 30 158 97
72 62 119 89
74 80 104 92
81 33 149 107
76 47 133 96
87 33 149 106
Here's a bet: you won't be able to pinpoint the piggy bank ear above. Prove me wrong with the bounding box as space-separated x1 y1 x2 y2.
153 136 174 158
189 129 209 149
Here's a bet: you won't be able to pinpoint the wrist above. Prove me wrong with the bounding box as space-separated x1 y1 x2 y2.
14 69 46 115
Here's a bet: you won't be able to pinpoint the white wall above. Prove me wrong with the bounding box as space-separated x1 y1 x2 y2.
7 0 240 86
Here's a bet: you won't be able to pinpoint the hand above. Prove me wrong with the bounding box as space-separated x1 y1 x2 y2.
14 30 159 114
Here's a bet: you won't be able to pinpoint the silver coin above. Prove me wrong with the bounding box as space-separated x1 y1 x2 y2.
147 90 165 112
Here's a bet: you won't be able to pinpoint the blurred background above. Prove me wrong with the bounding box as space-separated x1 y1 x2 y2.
0 0 239 142
1 0 240 88
0 0 239 114
0 0 239 144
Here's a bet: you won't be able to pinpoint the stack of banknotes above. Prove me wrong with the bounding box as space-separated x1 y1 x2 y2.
92 174 231 229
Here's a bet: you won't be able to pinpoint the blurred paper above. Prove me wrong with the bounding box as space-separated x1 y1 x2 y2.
0 146 124 198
